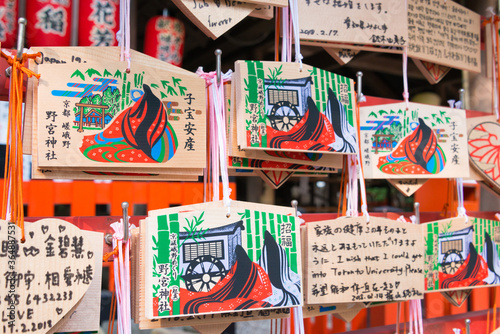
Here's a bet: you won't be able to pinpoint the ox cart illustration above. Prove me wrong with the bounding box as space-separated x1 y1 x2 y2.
438 226 474 275
180 220 245 292
264 77 312 131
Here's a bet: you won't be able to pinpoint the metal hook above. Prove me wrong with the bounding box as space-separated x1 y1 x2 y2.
291 200 298 217
356 71 363 103
459 88 465 109
122 202 129 242
16 18 26 61
414 202 420 225
215 49 222 86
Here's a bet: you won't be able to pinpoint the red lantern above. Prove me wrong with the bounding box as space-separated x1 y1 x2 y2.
0 0 17 48
78 0 119 46
143 15 185 67
25 0 72 47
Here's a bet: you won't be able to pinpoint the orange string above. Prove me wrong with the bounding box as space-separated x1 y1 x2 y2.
103 246 119 262
1 51 40 243
493 287 497 330
108 290 116 334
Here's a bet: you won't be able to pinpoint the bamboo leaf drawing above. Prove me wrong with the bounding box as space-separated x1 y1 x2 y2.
440 220 453 236
178 86 187 96
71 69 85 81
161 80 170 89
172 77 182 87
85 68 102 78
167 85 178 96
114 69 122 79
103 69 112 77
180 212 207 247
160 91 168 99
368 111 378 118
151 83 159 89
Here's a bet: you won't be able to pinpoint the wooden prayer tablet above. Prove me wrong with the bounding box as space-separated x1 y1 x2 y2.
412 59 452 84
249 5 274 20
388 178 427 197
306 216 424 304
227 79 344 168
360 102 469 179
424 217 500 293
0 219 95 334
228 156 337 173
441 289 471 307
235 61 357 155
35 55 206 171
170 0 257 39
297 0 408 48
49 229 103 333
323 48 359 65
407 0 481 73
468 116 500 195
145 201 301 319
240 0 285 7
25 46 199 155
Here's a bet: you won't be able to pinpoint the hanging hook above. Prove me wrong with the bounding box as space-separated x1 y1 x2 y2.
356 71 364 104
215 49 222 86
122 202 129 242
414 202 420 225
459 88 465 109
291 200 298 217
16 18 26 61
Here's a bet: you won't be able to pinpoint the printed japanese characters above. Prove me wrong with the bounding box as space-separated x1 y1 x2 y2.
360 102 469 179
36 58 205 170
145 202 302 318
0 219 95 334
424 217 500 292
306 217 424 304
235 61 357 154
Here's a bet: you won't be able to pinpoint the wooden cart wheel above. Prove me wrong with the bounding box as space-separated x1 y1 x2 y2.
268 101 301 131
441 250 464 275
182 255 226 292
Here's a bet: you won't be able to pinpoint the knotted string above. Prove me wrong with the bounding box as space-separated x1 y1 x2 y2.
281 0 304 71
117 0 131 71
1 50 40 242
447 100 468 222
281 6 291 62
408 209 423 334
355 93 369 222
402 45 410 110
345 155 358 217
197 68 233 214
287 0 303 68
